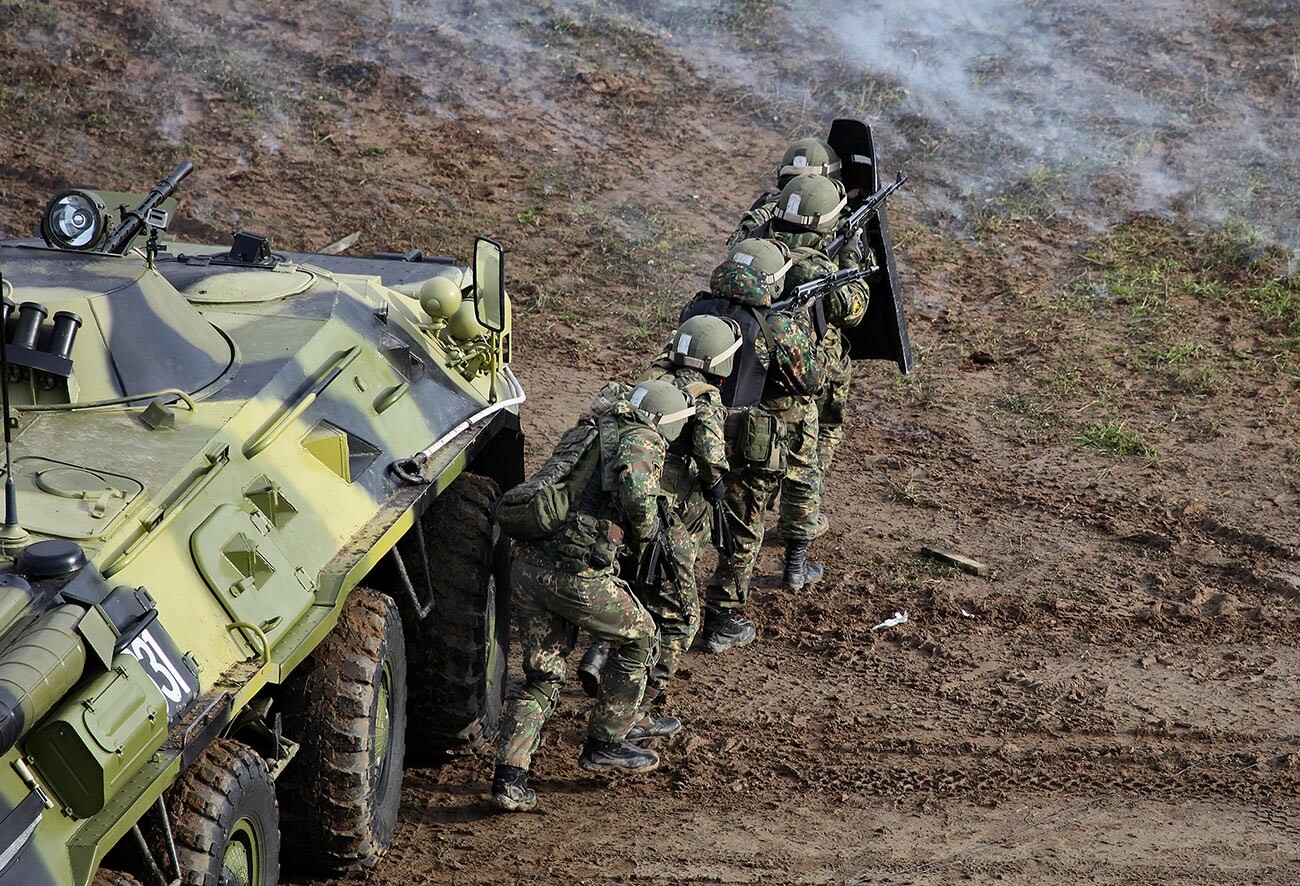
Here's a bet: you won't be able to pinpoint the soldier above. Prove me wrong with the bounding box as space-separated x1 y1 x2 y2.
681 261 825 651
763 173 871 588
727 137 843 248
490 380 696 812
578 315 741 738
725 236 822 566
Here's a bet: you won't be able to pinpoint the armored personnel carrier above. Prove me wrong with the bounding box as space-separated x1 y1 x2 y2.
0 162 525 885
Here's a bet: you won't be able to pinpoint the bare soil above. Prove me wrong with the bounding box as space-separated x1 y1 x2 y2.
2 1 1298 883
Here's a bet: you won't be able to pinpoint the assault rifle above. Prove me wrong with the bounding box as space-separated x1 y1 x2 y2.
709 488 734 558
770 267 874 314
769 266 874 339
824 171 907 260
635 497 681 593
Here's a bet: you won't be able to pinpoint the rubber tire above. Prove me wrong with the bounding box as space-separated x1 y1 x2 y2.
166 739 279 886
279 588 407 873
403 471 510 759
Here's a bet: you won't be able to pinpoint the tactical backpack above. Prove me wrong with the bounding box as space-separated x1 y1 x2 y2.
495 420 602 540
496 385 630 540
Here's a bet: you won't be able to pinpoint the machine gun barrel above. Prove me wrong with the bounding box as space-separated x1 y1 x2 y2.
0 604 88 756
103 161 194 255
824 172 907 259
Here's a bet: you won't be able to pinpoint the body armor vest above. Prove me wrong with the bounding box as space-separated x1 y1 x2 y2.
679 296 781 408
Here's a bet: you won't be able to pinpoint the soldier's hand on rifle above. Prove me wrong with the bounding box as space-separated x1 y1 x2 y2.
839 232 865 270
706 477 726 504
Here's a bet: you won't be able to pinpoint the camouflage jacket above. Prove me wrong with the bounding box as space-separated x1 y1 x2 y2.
754 306 826 403
726 191 779 249
641 356 729 492
775 229 869 330
598 401 668 547
678 278 825 404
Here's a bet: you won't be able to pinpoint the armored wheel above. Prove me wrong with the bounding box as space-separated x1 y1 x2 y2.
278 588 407 873
165 738 280 886
403 471 510 758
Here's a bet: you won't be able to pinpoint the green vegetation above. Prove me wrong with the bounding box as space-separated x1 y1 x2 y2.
1085 215 1299 341
1074 421 1158 460
0 0 56 25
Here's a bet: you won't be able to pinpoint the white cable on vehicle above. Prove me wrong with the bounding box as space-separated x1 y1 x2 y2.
390 367 526 484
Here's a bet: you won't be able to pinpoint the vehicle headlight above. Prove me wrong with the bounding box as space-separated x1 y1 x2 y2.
41 189 108 251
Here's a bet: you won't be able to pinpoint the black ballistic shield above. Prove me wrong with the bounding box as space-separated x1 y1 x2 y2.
828 118 879 196
828 118 913 374
850 201 913 373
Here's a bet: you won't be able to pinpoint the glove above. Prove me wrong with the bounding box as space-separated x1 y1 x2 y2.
839 232 865 270
707 477 726 504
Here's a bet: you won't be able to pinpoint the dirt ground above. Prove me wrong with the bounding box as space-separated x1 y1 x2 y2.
2 1 1298 883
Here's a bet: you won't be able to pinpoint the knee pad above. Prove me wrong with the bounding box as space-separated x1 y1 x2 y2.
610 634 660 673
522 681 560 717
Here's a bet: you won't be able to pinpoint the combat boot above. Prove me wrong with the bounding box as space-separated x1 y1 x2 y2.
626 715 682 742
490 765 537 812
577 640 609 698
782 540 824 590
579 738 660 774
702 604 756 653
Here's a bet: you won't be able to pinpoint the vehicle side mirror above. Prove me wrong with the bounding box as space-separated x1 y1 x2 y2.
473 237 505 333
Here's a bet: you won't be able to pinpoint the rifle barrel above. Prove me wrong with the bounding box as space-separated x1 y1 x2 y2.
103 161 195 255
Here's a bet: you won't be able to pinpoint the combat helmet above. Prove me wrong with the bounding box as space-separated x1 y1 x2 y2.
777 137 841 187
709 260 771 308
727 237 792 300
771 173 847 234
667 315 742 378
629 378 696 442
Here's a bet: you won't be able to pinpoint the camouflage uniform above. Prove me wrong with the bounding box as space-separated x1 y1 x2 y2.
726 195 778 249
637 357 728 699
496 407 666 771
773 230 869 537
685 266 825 609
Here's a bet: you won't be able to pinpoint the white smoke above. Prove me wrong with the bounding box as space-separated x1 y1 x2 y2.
582 0 1299 244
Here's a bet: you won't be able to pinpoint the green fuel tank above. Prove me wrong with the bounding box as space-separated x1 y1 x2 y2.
0 605 87 756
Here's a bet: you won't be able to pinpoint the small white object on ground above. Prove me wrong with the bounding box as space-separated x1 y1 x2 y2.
871 611 909 632
960 609 976 619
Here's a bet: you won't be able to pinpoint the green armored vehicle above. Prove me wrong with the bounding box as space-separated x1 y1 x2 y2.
0 162 525 885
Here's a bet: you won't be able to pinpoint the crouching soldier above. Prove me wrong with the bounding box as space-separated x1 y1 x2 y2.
681 260 825 651
578 315 741 738
490 380 697 812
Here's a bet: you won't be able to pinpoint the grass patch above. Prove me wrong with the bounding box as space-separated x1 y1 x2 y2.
882 371 934 405
0 0 56 25
1250 275 1300 340
1083 215 1299 340
1075 421 1158 460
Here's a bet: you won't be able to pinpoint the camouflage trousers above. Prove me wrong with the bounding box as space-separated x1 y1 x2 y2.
496 544 659 771
707 405 801 608
776 397 822 543
636 489 709 702
817 327 852 476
